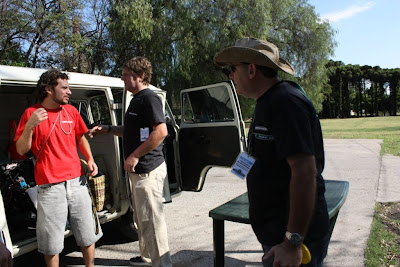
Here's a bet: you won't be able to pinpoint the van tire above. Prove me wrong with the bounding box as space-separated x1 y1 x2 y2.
119 210 139 241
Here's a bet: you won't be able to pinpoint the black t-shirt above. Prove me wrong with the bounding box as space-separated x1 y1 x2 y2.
123 88 166 173
247 81 329 246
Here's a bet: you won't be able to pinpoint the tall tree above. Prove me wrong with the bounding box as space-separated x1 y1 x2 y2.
106 0 336 113
0 0 29 65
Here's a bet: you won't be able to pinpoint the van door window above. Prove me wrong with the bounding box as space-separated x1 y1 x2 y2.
70 101 90 126
182 86 234 123
90 95 111 126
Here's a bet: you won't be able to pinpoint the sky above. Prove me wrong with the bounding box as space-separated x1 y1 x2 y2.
308 0 400 69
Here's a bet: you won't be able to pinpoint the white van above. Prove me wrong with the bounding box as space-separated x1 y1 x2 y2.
0 65 246 257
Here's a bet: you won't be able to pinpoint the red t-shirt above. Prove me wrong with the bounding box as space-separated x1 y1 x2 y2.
15 104 88 185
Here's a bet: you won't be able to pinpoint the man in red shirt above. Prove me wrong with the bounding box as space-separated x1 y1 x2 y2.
15 69 102 267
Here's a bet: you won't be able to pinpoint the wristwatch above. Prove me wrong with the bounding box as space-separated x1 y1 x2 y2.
285 231 304 245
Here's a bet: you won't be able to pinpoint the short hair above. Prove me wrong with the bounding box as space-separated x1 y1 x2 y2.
123 57 152 85
37 69 69 102
257 65 278 78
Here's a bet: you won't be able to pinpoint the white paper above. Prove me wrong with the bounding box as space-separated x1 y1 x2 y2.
26 186 38 209
140 127 149 142
231 152 255 180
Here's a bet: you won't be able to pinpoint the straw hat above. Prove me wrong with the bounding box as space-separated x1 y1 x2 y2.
214 37 294 75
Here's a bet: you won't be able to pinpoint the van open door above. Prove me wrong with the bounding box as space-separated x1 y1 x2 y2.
178 81 246 191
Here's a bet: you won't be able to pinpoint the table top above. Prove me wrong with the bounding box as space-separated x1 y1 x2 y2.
209 180 349 223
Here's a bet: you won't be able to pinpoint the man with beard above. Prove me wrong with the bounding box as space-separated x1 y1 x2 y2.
15 69 102 267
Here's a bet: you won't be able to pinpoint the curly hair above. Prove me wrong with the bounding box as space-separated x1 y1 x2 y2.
123 57 152 85
37 69 69 102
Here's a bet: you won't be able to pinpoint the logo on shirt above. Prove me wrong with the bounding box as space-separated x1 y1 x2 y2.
255 126 268 131
254 133 274 141
128 112 138 116
253 125 273 140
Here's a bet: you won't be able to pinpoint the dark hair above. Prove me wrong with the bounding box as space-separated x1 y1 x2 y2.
37 69 69 102
257 65 278 78
123 57 152 85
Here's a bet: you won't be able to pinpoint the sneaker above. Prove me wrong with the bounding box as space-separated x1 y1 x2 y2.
129 256 152 266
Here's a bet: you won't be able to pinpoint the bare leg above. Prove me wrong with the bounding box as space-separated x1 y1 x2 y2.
44 254 59 267
81 243 95 267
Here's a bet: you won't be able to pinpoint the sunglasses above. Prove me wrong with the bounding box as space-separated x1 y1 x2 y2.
229 63 249 73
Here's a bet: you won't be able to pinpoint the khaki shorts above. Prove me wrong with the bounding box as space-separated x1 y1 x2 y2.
36 176 103 255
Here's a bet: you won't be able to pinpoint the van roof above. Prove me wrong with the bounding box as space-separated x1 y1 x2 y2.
0 64 162 91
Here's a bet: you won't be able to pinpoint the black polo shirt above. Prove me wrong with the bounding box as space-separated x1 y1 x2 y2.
247 81 329 246
123 88 166 174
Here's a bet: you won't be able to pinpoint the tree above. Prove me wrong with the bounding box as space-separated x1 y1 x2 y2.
1 0 336 116
388 69 400 115
322 62 400 118
0 0 29 65
107 0 336 114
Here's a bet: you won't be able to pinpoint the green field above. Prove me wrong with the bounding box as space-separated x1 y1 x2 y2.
320 116 400 156
321 116 400 266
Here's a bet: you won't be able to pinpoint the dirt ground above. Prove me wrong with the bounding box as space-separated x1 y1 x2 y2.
376 202 400 265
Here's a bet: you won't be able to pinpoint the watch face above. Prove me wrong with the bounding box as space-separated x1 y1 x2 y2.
286 232 303 245
291 233 302 243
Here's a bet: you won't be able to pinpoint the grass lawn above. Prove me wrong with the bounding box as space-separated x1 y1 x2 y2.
320 116 400 266
320 116 400 156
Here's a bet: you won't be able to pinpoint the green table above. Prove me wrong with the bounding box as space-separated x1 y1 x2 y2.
209 180 349 267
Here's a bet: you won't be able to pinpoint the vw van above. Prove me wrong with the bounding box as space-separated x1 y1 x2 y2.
0 65 246 257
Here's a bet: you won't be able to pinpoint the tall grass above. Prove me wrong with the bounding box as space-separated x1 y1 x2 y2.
320 116 400 156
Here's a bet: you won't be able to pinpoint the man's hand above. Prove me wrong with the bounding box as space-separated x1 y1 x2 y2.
86 159 98 177
87 125 107 139
27 108 48 129
263 241 302 267
0 242 12 267
124 154 139 173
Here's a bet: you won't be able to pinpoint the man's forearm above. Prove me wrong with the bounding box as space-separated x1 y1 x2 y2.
15 127 34 155
286 154 317 237
78 135 94 162
107 125 124 137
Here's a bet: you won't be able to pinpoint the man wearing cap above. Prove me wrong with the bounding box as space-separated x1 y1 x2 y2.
214 37 329 266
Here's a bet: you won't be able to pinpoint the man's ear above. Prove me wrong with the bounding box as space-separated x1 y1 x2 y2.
45 85 53 94
249 64 256 78
137 73 145 83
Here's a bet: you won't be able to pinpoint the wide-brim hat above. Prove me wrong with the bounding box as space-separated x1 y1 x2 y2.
214 37 295 75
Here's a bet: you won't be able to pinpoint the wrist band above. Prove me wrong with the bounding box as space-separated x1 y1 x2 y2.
107 125 111 133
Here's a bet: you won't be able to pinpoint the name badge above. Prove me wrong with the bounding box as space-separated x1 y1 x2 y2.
231 152 255 180
140 127 149 141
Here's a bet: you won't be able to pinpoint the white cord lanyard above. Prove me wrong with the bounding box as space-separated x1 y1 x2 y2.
35 108 72 162
59 107 72 134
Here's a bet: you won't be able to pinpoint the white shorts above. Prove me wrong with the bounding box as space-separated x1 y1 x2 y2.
36 176 103 255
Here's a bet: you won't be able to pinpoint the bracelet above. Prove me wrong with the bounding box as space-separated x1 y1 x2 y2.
107 125 111 133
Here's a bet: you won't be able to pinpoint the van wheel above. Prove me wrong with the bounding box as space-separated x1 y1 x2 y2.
119 210 139 241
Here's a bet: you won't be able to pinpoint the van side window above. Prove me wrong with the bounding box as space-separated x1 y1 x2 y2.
70 101 90 125
90 95 111 126
112 89 123 125
70 93 111 127
182 86 234 123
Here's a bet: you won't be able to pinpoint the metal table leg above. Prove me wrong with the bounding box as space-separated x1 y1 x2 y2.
213 219 225 267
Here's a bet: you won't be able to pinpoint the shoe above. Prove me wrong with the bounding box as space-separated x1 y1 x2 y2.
129 256 152 266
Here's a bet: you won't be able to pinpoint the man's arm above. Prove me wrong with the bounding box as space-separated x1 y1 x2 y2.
16 108 48 155
77 134 98 177
0 242 12 267
124 122 168 173
286 153 317 239
87 125 124 138
263 153 317 266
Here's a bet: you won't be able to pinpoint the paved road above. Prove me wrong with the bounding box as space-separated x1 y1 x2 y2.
14 139 397 267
